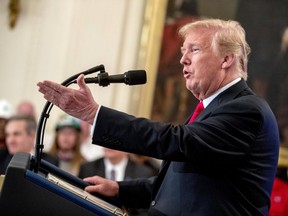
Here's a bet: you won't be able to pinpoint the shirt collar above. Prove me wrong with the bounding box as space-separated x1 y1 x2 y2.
202 77 241 108
104 157 128 181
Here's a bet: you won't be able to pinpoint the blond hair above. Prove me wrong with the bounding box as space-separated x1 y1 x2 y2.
49 129 85 175
179 19 251 80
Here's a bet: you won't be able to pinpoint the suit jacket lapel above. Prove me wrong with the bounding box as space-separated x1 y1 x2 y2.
197 79 253 122
98 159 106 178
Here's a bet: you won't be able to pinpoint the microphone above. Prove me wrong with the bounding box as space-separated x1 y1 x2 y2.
83 70 147 86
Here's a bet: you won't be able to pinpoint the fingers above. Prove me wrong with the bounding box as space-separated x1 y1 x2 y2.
84 183 119 197
37 80 62 93
83 176 101 184
37 81 63 97
83 176 106 194
85 185 101 194
85 184 96 193
76 74 87 90
37 81 63 105
76 74 94 101
37 75 98 123
83 176 119 197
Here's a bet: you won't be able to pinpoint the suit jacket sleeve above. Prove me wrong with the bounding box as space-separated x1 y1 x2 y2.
92 96 277 166
118 176 156 209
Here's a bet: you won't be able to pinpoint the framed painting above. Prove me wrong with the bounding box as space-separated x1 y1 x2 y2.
137 0 288 131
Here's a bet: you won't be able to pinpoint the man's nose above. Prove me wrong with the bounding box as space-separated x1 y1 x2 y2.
180 53 190 65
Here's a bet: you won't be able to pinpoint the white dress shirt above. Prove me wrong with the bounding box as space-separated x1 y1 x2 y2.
103 157 128 181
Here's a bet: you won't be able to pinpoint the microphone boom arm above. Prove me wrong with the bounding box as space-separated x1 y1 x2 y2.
33 65 146 173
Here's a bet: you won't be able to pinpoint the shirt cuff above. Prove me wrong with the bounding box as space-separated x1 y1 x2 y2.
90 105 102 137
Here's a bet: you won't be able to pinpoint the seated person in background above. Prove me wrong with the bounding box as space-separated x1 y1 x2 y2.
4 115 59 167
49 114 86 176
16 100 37 121
269 145 288 216
0 99 13 174
79 147 155 180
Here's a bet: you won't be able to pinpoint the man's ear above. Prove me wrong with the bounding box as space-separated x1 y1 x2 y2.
221 54 235 69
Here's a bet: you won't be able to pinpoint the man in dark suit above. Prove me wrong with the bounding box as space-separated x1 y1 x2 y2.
38 18 280 215
78 147 155 180
4 115 59 167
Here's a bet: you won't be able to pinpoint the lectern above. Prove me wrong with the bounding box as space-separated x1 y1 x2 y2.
0 65 146 216
0 152 127 216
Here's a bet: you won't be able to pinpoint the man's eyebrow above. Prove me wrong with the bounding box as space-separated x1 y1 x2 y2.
180 46 187 53
180 44 200 51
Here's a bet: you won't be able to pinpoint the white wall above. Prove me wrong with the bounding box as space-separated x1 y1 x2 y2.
0 0 146 133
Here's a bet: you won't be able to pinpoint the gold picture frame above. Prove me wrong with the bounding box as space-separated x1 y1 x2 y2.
130 0 168 118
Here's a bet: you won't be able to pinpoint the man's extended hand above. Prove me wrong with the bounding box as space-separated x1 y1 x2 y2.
37 74 98 124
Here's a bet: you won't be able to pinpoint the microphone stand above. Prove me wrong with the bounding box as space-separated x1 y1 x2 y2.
32 64 106 173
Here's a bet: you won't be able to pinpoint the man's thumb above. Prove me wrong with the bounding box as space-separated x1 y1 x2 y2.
76 74 87 90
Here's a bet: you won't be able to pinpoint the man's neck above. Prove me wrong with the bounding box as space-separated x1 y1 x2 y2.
203 77 241 108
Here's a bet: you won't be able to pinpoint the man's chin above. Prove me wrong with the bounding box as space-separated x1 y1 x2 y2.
186 82 197 92
8 148 19 155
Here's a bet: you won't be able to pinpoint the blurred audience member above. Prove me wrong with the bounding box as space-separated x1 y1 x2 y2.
49 114 85 175
80 120 103 161
4 115 59 168
16 100 37 120
269 145 288 216
16 99 54 151
0 99 13 174
79 148 155 180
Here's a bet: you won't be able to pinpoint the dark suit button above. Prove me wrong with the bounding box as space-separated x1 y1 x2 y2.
151 200 156 206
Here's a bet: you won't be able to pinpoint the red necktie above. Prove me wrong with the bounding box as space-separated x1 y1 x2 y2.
188 101 204 123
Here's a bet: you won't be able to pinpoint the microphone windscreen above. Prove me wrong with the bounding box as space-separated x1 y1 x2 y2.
126 70 147 85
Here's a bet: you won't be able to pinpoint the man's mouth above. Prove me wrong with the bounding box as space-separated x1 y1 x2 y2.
183 70 191 78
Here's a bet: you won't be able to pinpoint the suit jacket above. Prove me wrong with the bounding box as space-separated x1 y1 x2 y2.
78 157 155 180
92 79 280 216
